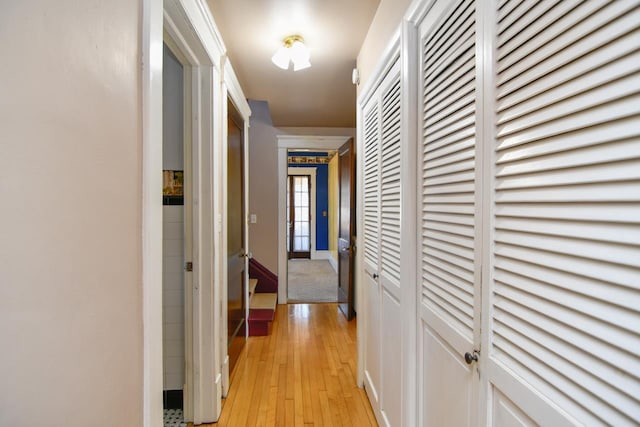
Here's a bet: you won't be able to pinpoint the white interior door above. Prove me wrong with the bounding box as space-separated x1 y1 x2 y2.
417 0 480 425
481 1 640 425
378 61 402 427
362 88 382 409
361 58 403 426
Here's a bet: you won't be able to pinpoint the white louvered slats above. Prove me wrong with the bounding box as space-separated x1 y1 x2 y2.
421 0 477 340
380 74 402 287
361 57 403 427
492 1 640 425
363 101 380 269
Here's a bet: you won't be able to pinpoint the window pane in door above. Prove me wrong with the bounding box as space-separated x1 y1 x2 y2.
288 174 311 255
301 236 309 250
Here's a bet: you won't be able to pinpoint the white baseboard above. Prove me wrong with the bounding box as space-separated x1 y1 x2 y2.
328 253 338 272
221 355 229 397
312 250 329 260
310 250 339 272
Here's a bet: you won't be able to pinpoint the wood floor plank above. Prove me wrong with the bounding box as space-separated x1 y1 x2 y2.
193 304 377 426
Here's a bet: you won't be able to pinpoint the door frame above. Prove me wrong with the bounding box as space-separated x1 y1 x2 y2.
277 135 352 305
221 59 252 396
162 32 194 420
287 168 317 261
337 139 357 320
142 0 250 425
224 98 248 376
163 1 219 423
142 0 164 424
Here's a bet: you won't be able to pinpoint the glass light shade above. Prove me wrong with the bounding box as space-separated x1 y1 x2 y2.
272 37 311 71
293 57 311 71
289 41 310 63
271 46 290 70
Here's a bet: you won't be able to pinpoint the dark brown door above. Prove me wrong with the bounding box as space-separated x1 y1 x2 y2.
288 175 311 259
227 100 245 372
338 139 355 320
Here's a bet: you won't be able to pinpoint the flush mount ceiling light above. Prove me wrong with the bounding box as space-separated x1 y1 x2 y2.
271 35 311 71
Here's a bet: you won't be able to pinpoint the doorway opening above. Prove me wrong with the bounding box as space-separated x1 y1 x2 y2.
277 137 354 313
161 38 189 417
286 151 339 303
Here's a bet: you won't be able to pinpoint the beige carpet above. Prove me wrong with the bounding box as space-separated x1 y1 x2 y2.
287 259 338 302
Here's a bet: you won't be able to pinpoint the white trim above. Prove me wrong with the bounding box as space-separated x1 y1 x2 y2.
478 0 496 424
221 69 251 394
221 354 230 396
315 250 338 272
214 69 226 400
355 101 365 388
193 0 227 65
405 0 437 26
400 16 419 427
313 250 333 260
142 0 163 426
223 57 252 120
288 167 317 260
162 0 245 423
177 0 223 68
144 1 250 424
364 370 383 425
277 135 351 304
220 84 230 397
244 118 251 339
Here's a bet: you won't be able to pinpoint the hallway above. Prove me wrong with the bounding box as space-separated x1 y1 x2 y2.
288 260 338 303
203 304 377 426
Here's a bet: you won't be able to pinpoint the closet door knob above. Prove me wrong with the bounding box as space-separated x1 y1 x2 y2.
464 351 479 364
372 273 379 279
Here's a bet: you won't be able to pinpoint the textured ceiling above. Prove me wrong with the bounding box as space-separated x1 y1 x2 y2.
207 0 380 128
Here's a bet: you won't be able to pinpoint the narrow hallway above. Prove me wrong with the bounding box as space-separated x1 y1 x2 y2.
288 260 338 303
202 304 377 426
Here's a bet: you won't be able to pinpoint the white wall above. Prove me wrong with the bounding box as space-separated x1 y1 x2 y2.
247 99 355 274
357 0 412 93
247 100 280 273
163 45 185 172
162 44 185 391
0 0 143 425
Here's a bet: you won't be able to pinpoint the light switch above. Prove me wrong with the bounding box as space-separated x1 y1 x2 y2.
250 214 257 224
322 211 327 217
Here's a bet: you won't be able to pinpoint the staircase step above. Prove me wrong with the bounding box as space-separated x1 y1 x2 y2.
249 308 274 322
248 292 277 336
250 292 277 310
249 278 258 298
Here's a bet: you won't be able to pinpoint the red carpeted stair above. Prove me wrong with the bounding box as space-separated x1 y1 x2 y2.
248 278 277 336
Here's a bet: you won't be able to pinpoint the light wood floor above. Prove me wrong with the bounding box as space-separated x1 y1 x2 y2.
195 303 377 426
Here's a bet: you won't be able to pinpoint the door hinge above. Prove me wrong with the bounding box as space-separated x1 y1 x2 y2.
185 261 193 272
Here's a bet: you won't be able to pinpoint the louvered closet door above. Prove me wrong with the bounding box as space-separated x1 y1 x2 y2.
362 59 403 427
362 92 382 405
378 62 402 427
485 1 640 425
417 0 480 425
